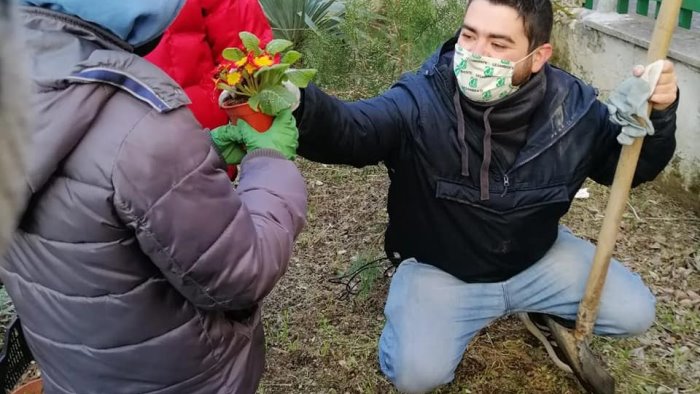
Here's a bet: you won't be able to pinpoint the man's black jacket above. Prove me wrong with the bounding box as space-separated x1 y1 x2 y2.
295 38 677 282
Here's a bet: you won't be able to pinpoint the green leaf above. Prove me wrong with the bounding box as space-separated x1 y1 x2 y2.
239 31 261 53
248 94 261 112
265 39 293 55
285 69 317 88
281 50 303 65
254 86 297 116
222 47 245 62
254 64 290 80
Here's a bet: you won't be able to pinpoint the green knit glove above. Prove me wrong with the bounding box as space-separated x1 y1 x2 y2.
239 109 299 160
210 124 246 165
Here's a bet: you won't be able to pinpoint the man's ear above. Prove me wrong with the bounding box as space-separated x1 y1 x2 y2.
530 43 553 73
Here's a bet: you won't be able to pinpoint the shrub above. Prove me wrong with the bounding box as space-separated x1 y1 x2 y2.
300 0 467 98
259 0 346 47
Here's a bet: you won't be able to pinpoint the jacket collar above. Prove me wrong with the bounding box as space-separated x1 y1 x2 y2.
21 6 133 52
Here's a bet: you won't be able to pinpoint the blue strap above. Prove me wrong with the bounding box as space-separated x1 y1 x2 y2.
70 68 173 112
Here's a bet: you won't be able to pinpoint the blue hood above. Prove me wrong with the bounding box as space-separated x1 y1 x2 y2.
20 0 185 47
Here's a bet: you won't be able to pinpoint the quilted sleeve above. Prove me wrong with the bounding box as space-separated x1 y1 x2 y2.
112 107 307 311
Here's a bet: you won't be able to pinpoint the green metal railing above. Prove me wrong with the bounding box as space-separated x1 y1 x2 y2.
583 0 699 29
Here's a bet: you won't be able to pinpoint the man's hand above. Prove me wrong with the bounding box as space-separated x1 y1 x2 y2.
633 60 677 111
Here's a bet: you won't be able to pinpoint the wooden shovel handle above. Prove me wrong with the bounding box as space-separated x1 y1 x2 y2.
574 0 681 342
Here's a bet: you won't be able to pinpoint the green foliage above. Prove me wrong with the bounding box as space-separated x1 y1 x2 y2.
249 85 299 116
259 0 346 47
239 31 262 55
281 50 303 65
0 286 12 322
221 47 245 62
0 286 14 346
285 69 317 88
300 0 467 98
265 39 294 55
341 254 384 299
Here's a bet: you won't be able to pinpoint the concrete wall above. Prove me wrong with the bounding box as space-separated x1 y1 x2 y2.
552 10 700 202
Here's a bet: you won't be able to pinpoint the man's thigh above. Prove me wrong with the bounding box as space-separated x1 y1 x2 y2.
508 228 656 336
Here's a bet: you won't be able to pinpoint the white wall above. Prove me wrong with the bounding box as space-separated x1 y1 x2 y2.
553 10 700 193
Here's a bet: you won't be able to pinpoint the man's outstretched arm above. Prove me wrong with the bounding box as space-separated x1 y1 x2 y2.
295 80 417 167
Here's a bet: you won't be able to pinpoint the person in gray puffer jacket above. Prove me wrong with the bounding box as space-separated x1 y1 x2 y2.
0 1 307 393
0 0 28 257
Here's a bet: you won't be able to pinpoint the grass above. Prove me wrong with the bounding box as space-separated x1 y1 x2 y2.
591 303 700 393
0 286 14 347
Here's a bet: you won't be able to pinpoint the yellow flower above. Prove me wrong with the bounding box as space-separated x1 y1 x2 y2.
253 54 274 67
226 71 242 86
235 57 247 68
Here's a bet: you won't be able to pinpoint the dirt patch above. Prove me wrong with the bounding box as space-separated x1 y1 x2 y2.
259 160 700 393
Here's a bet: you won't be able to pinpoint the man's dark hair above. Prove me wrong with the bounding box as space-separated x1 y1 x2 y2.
466 0 553 51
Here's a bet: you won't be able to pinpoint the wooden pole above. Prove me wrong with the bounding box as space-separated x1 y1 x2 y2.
574 0 682 342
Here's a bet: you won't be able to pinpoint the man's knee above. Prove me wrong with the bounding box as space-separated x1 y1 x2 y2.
603 287 656 336
391 359 453 394
622 292 656 335
381 346 454 394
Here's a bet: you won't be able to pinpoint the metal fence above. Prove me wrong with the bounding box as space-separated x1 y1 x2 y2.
583 0 699 29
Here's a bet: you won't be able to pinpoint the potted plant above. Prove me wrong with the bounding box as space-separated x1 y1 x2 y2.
214 31 317 132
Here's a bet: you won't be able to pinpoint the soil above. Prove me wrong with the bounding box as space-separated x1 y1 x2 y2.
258 160 699 393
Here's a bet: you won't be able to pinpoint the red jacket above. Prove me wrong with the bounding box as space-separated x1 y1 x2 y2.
146 0 273 130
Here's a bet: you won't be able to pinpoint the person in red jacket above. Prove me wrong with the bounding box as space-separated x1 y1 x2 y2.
146 0 273 178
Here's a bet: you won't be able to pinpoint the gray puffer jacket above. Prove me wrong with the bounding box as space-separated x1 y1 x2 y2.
0 0 28 256
0 7 306 394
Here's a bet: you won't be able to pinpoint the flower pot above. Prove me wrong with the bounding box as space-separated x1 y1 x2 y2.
11 379 43 394
221 101 273 133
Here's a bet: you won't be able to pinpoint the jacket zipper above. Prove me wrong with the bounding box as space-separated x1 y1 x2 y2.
501 175 510 197
500 97 597 189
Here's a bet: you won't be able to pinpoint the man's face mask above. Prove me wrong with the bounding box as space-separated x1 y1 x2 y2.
453 43 536 103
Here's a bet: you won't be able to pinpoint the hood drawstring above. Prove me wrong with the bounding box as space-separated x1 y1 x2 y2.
453 89 470 177
454 88 495 201
480 107 494 201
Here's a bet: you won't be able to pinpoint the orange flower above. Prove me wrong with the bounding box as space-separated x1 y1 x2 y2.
244 63 257 75
226 71 242 86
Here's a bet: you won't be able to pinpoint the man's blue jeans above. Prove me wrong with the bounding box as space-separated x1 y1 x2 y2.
378 228 656 394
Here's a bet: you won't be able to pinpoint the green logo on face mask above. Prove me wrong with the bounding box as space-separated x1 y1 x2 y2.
455 59 467 74
469 77 478 88
499 91 509 98
484 66 494 77
483 90 492 100
496 77 505 87
501 59 511 65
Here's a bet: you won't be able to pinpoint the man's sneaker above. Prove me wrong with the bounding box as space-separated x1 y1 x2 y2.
518 312 573 373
